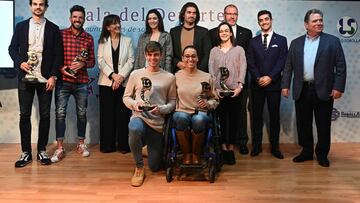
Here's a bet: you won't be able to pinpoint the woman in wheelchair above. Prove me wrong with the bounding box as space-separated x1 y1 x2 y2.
172 45 219 165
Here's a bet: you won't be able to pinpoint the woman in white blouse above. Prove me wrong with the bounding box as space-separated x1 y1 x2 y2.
97 14 134 153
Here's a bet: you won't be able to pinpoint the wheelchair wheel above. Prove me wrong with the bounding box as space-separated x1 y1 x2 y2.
166 167 173 183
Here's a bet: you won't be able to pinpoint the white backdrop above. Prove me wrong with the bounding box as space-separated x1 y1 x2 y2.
0 0 359 144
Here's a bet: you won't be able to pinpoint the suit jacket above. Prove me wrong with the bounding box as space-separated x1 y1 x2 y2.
134 32 173 72
247 32 288 91
170 25 211 73
8 18 63 81
97 36 134 87
281 32 346 101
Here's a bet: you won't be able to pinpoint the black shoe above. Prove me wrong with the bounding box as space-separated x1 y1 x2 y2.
226 151 236 165
317 157 330 167
292 153 313 163
271 150 284 159
37 151 51 165
15 152 32 168
239 145 249 155
250 146 262 156
222 150 230 164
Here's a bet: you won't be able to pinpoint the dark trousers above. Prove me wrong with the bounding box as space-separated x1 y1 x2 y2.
295 83 333 159
18 80 52 153
237 87 249 147
251 87 281 149
99 85 131 152
217 95 242 145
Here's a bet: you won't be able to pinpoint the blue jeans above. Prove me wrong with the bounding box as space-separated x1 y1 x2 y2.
172 111 211 134
55 81 88 140
128 117 163 171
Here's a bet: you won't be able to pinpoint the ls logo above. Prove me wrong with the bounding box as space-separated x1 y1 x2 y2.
337 16 357 38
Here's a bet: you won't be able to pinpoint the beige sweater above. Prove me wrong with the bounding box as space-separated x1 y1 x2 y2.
175 69 219 114
123 68 176 132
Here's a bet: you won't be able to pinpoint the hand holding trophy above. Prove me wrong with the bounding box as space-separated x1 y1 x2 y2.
196 81 212 113
65 48 89 76
22 51 39 83
139 77 155 111
219 66 234 97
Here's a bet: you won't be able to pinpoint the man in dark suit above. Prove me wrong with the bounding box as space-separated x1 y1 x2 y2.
8 0 63 168
247 10 288 159
170 2 211 73
209 4 253 155
281 9 346 167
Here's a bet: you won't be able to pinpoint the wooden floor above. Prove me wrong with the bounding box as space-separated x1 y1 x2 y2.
0 143 359 203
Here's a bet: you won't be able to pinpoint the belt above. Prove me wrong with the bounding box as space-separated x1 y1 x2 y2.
303 81 314 86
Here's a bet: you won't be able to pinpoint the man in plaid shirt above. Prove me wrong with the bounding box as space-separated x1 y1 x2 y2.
51 5 95 163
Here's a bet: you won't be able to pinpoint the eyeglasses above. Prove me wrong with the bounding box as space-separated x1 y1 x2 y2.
183 54 198 60
225 13 238 16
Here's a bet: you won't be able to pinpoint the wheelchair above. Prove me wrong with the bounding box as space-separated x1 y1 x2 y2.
163 110 222 183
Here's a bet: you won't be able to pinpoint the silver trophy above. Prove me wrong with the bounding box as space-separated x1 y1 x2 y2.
65 48 89 76
219 66 234 97
22 51 39 83
139 77 155 111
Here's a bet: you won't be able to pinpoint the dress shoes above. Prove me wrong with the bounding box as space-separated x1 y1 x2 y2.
239 145 249 155
317 157 330 167
292 153 314 162
271 150 284 159
250 145 262 156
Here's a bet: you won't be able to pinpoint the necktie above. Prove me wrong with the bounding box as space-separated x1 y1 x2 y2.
263 34 268 51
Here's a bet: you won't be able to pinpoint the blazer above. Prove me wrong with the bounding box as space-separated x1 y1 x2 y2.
97 36 134 87
8 18 63 80
209 24 253 52
170 25 211 73
247 32 288 91
134 32 173 72
281 32 346 101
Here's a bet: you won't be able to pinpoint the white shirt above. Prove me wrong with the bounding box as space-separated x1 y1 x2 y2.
232 25 237 39
261 30 273 49
28 18 47 82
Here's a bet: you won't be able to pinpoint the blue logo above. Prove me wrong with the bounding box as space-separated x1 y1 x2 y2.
337 16 357 38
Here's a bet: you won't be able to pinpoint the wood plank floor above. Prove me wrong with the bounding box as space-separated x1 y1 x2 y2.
0 143 359 203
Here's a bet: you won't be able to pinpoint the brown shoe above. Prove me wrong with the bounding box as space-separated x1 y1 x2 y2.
191 130 205 165
131 167 145 187
176 130 192 164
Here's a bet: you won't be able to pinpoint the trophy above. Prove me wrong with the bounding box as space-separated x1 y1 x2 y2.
22 51 39 83
139 77 155 111
65 48 89 76
196 81 212 112
219 66 234 97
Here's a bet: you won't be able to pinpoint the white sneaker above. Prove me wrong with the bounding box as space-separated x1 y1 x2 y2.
51 148 65 163
77 143 90 157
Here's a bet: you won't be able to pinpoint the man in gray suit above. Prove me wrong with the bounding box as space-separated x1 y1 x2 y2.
281 9 346 167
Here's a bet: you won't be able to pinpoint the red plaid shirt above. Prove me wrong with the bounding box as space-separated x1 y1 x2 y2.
61 27 95 83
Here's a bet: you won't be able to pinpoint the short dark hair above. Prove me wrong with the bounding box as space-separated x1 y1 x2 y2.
182 45 198 56
29 0 48 7
304 9 323 22
216 22 235 46
179 2 200 25
145 9 165 34
257 10 272 21
70 5 86 18
145 41 163 54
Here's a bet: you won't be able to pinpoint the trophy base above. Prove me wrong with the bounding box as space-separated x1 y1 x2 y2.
139 105 155 111
22 77 39 84
65 67 76 76
219 91 234 97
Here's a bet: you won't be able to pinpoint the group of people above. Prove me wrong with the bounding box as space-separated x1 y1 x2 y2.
9 0 346 187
